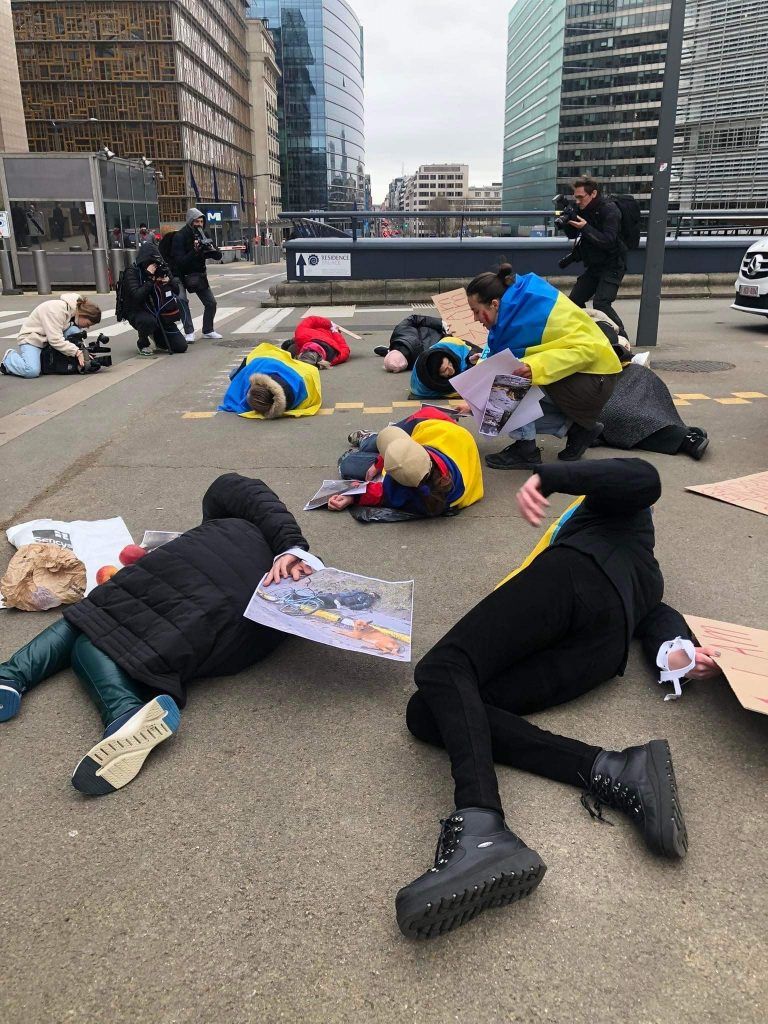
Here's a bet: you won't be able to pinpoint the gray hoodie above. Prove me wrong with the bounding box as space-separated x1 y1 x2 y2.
186 208 204 226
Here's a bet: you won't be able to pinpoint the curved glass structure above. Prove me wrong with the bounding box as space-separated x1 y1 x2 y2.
248 0 365 211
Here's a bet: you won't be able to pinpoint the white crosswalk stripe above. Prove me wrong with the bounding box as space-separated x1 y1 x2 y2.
0 310 27 319
232 307 295 334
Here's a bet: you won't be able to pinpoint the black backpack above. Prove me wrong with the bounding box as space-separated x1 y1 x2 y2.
114 268 128 322
158 230 177 267
40 346 81 375
608 194 642 250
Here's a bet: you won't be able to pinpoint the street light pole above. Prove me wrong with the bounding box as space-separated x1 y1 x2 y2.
636 0 686 347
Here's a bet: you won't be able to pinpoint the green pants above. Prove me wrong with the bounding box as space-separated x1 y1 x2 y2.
0 619 156 728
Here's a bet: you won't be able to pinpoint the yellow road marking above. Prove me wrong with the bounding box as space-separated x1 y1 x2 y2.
673 393 710 400
731 392 766 399
715 397 750 405
317 407 335 415
182 411 217 419
364 406 393 414
392 400 420 408
673 399 691 407
335 402 364 409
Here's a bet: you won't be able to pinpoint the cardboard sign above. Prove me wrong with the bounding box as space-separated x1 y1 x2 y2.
686 471 768 517
431 289 489 349
684 614 768 715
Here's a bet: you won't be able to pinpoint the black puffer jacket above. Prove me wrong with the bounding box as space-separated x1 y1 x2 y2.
64 475 312 703
387 315 447 369
564 194 625 270
121 241 181 322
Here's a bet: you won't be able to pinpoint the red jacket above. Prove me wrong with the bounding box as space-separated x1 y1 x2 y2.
292 316 350 366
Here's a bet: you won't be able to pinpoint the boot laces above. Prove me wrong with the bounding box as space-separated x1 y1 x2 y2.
428 814 464 872
580 772 642 826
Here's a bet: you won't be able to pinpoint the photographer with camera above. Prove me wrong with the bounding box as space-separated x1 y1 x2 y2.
558 176 628 338
170 207 223 342
1 294 102 378
122 240 188 357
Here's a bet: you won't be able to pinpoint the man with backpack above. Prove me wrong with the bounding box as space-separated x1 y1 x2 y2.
563 176 636 339
119 240 188 357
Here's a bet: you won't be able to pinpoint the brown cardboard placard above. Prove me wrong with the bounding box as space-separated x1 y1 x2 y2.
684 614 768 715
431 288 489 349
686 470 768 517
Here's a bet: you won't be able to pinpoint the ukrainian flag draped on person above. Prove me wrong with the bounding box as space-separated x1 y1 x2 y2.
484 273 621 384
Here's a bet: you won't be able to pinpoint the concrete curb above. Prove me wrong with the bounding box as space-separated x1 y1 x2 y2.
265 273 736 306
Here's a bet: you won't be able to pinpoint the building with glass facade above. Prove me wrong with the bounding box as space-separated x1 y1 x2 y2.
248 1 365 213
12 0 254 229
673 0 768 211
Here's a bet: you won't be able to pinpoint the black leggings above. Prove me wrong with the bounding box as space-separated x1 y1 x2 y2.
408 547 627 814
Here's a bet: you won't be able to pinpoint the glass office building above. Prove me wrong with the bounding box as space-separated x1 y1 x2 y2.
248 1 365 212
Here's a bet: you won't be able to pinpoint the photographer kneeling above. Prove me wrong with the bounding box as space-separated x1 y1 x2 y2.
1 294 102 378
560 176 628 338
171 208 223 342
123 241 188 357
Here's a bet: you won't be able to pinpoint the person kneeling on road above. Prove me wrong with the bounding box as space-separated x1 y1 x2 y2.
1 293 102 378
122 241 188 357
396 457 721 939
219 341 323 419
0 474 324 795
462 263 622 469
332 406 483 518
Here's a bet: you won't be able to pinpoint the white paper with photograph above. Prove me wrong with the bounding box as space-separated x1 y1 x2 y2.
243 566 414 661
304 479 369 511
141 530 182 550
451 349 543 433
480 374 534 436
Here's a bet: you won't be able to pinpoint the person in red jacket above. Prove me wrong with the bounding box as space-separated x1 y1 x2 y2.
282 315 350 367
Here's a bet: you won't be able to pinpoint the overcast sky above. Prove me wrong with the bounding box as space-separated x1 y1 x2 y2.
355 0 509 203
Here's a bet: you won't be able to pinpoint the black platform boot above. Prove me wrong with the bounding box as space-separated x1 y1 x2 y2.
558 422 604 461
679 429 709 460
582 740 688 858
396 808 546 939
484 440 542 470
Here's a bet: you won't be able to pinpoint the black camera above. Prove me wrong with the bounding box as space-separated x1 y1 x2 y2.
553 193 581 232
148 260 172 280
193 226 217 253
558 244 582 270
87 333 112 355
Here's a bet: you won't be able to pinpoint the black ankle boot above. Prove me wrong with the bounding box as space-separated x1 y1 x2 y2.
395 808 546 939
582 740 688 858
484 440 542 470
558 422 604 461
679 430 709 460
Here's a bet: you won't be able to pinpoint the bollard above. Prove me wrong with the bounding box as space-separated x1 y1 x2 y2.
0 247 23 295
108 248 125 283
124 248 137 267
92 248 110 294
32 248 52 295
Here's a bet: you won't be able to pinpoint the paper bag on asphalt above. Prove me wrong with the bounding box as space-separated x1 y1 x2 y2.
686 471 768 517
451 349 543 435
431 289 489 348
244 566 414 661
1 543 86 611
684 614 768 715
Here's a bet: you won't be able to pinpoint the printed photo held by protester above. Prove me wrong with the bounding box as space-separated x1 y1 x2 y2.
463 263 622 470
0 475 323 796
333 407 483 518
395 458 722 940
1 294 102 378
219 342 323 419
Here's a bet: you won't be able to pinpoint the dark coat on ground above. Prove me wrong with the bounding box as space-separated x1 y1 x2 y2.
599 362 687 450
387 315 446 368
536 458 689 670
64 475 311 704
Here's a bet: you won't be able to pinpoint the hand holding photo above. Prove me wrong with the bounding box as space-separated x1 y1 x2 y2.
480 374 533 436
304 479 369 511
244 566 414 661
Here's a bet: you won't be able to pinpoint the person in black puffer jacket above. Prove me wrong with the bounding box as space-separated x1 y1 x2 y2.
170 208 223 341
0 475 323 796
374 314 447 372
122 240 188 356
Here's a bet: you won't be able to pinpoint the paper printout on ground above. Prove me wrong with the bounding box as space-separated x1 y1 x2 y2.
431 288 489 349
686 470 768 517
304 480 369 511
451 349 543 435
244 566 414 662
684 614 768 715
480 374 534 437
141 530 182 550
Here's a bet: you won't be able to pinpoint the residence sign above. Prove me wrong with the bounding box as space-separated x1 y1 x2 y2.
296 252 351 278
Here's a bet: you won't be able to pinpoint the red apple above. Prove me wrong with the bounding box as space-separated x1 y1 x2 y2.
96 565 119 585
119 544 148 566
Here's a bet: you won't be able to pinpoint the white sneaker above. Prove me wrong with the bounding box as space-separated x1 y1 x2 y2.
184 332 196 343
202 331 223 339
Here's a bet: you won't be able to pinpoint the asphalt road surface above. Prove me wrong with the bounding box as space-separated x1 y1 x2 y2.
1 264 766 1024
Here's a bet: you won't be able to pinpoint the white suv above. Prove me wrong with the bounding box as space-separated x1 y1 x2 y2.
732 238 768 318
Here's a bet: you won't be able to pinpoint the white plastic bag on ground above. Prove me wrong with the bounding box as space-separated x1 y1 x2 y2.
6 517 134 594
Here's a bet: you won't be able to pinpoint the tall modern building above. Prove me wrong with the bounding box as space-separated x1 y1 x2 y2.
247 18 283 240
0 0 27 152
12 0 254 228
672 0 768 210
248 1 365 213
503 0 671 222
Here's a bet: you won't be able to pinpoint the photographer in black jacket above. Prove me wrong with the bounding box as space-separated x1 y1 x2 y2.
563 176 628 338
170 207 223 341
122 241 188 356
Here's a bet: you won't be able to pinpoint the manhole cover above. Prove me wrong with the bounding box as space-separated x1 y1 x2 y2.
652 360 735 373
